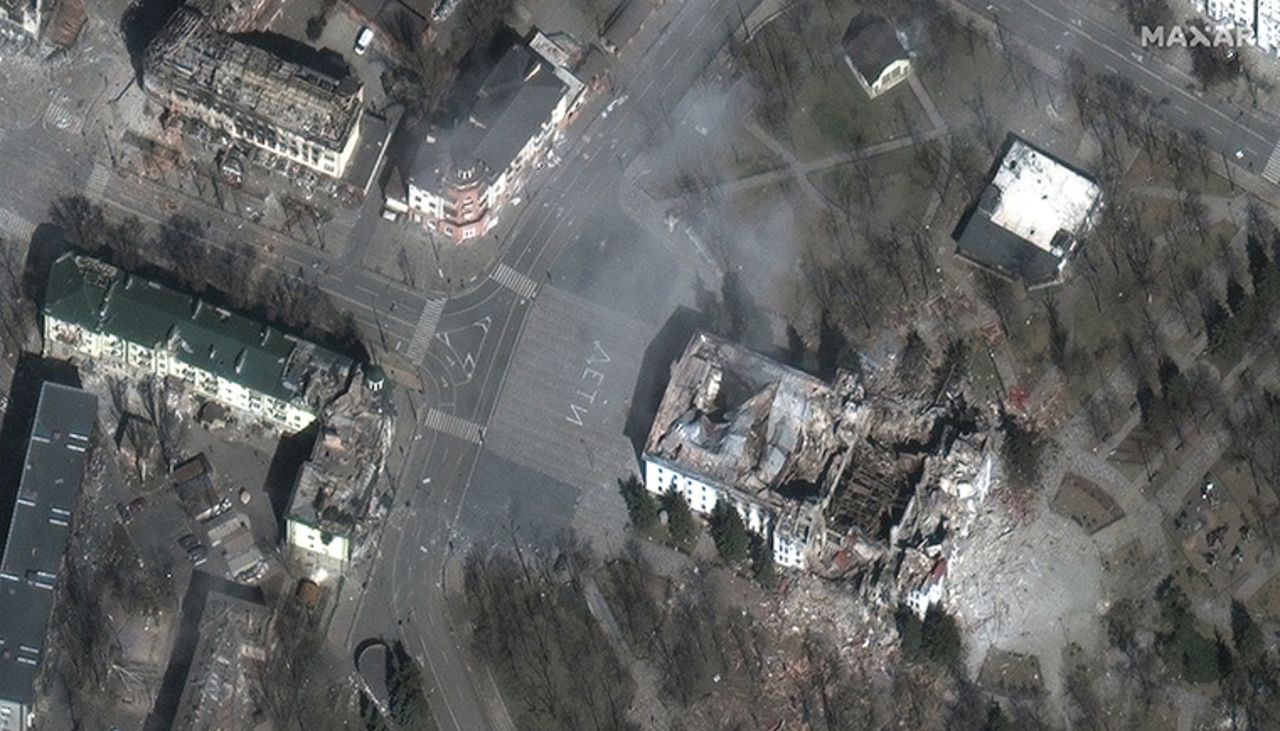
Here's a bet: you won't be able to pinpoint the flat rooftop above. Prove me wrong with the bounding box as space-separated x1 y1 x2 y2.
987 138 1101 254
955 136 1102 285
0 383 98 708
644 332 856 504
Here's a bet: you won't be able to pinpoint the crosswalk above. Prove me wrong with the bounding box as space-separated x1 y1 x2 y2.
491 262 538 299
405 298 444 363
0 208 34 243
423 408 484 444
1264 141 1280 184
85 162 111 199
42 99 81 134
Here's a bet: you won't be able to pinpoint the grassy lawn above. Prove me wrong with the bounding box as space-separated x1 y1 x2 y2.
808 146 929 228
646 123 784 200
786 68 922 162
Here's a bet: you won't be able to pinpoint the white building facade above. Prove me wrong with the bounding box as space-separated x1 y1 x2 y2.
45 315 317 432
43 255 350 434
643 459 818 569
1198 0 1280 53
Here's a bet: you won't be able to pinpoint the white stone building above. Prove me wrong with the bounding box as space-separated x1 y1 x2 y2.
954 135 1103 287
841 12 912 99
42 254 352 434
643 333 867 569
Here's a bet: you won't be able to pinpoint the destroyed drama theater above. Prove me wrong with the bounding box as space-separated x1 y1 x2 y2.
644 333 991 574
143 6 366 180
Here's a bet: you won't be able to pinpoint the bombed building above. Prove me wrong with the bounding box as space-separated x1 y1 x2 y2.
644 333 991 573
142 6 366 180
0 0 42 37
643 333 870 568
284 367 394 574
43 253 353 433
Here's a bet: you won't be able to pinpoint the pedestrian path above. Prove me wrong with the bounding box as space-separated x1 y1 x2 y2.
405 298 445 363
85 162 110 199
42 99 81 134
423 408 484 444
0 208 34 243
1263 140 1280 184
491 262 538 299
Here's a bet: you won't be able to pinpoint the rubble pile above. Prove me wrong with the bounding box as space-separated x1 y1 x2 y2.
285 368 395 570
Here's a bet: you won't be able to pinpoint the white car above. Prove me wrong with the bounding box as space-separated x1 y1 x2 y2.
354 27 374 56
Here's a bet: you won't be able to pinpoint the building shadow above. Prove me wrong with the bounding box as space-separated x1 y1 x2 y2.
622 305 704 462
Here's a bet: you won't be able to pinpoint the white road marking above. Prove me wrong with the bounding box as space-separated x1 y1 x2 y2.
1262 141 1280 184
490 262 538 299
406 298 445 362
424 408 484 444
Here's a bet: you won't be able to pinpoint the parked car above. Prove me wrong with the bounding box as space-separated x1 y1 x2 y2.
187 544 209 566
354 26 374 55
116 502 133 524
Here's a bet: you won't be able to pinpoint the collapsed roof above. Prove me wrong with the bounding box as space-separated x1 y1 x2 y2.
286 377 393 541
644 332 867 511
144 7 363 152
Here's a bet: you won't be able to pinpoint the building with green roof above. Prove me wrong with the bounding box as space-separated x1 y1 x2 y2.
42 253 352 433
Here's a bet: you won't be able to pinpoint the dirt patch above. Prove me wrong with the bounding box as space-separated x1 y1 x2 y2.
1051 472 1124 535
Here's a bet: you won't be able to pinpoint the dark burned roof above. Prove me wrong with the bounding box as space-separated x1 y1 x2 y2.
0 383 97 708
954 207 1065 285
841 12 908 83
410 44 567 187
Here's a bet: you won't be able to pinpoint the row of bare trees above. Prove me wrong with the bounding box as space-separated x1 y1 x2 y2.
48 195 361 354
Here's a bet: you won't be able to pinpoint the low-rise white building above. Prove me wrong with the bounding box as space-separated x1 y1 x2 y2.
643 333 867 569
42 254 352 433
841 12 912 99
954 135 1103 287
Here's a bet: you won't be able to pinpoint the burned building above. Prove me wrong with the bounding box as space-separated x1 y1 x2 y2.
404 34 585 242
143 7 365 180
0 0 42 37
43 253 353 433
171 591 272 731
643 333 870 568
284 368 393 574
645 333 993 573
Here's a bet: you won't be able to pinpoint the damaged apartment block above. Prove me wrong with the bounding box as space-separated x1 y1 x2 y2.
284 366 394 576
142 5 389 188
644 333 990 579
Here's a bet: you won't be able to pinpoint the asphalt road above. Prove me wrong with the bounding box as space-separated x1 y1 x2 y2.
346 1 763 729
962 0 1280 176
